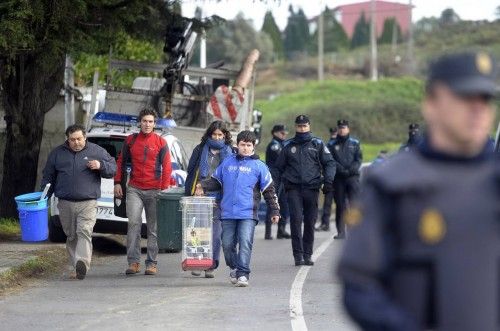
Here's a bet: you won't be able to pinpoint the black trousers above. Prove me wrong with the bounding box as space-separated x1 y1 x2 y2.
287 188 319 260
321 191 335 227
333 176 360 235
266 189 289 236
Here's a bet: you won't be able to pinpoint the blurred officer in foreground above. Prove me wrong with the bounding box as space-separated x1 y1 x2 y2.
338 52 499 330
330 120 362 239
276 115 336 266
317 127 339 231
265 124 291 240
399 123 422 152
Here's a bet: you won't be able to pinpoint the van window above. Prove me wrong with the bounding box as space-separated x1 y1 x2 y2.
87 137 124 160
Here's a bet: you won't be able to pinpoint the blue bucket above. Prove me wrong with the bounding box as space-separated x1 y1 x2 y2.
15 192 49 242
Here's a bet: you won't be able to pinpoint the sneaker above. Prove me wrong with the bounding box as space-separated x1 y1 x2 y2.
125 262 141 275
75 260 87 280
191 270 202 277
145 264 158 275
229 269 238 284
235 276 249 287
204 269 215 278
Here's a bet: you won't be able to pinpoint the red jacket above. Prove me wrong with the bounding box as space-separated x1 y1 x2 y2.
115 132 172 190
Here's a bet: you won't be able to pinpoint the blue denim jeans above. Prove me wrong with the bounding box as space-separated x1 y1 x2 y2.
221 219 256 278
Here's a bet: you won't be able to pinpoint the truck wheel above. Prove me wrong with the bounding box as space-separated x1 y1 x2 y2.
48 216 66 243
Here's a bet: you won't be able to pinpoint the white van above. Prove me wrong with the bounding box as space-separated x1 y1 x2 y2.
48 113 189 242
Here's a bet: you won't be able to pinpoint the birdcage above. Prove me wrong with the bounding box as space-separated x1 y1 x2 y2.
180 196 215 271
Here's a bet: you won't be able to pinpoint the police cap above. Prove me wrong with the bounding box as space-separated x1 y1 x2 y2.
427 52 497 97
409 123 419 131
271 124 288 133
337 119 349 127
295 115 310 125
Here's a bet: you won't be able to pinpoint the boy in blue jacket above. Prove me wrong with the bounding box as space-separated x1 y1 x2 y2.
196 130 280 287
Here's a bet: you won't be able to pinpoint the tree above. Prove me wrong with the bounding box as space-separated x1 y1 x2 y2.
0 0 220 218
350 12 370 49
310 7 349 54
439 8 461 26
378 17 402 44
204 13 273 65
283 5 310 59
261 11 284 61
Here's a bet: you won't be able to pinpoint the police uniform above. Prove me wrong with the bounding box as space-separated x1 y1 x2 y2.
318 133 337 231
338 52 499 330
330 120 362 238
265 124 291 240
276 115 336 265
400 123 422 153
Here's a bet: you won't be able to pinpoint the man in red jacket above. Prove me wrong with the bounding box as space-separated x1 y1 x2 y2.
114 108 172 276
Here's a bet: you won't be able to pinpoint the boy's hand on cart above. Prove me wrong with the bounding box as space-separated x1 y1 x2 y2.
271 215 280 224
194 183 204 196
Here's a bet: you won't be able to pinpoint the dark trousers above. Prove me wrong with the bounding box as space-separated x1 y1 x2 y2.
266 189 289 237
333 176 360 235
287 188 319 261
321 191 335 227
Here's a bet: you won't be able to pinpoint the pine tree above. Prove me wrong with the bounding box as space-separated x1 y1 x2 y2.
350 12 370 49
378 17 402 44
311 7 349 54
262 11 284 60
284 5 310 59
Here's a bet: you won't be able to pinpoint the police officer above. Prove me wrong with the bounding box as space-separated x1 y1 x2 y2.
330 120 362 239
338 52 499 330
276 115 336 266
399 123 422 152
317 127 338 231
265 124 291 240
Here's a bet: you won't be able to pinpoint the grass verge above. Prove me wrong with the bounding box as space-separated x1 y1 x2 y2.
0 218 20 240
0 247 66 297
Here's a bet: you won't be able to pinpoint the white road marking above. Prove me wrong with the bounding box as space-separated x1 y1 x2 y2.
289 236 335 331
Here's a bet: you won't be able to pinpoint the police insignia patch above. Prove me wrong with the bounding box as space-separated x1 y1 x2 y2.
476 53 492 75
271 144 279 151
344 207 362 227
291 146 297 153
418 209 446 244
335 145 340 151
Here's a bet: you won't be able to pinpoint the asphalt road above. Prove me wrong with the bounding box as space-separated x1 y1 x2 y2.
0 225 358 331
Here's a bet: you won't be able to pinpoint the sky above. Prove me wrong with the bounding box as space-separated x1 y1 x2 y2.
181 0 498 30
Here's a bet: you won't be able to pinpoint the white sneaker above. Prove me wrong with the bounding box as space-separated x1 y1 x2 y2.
235 276 249 287
229 269 238 284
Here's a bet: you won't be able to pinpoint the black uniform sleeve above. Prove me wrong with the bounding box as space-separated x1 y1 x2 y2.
319 142 336 184
349 142 363 175
338 180 418 330
274 146 287 190
40 148 57 198
98 147 117 179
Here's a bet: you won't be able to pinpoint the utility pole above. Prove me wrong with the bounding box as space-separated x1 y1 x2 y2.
199 8 206 69
406 0 415 74
370 0 378 81
318 6 324 82
64 55 75 128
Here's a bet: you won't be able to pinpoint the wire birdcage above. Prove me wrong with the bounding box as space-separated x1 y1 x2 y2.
180 196 215 271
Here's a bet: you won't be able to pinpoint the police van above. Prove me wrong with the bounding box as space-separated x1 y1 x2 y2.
48 112 189 242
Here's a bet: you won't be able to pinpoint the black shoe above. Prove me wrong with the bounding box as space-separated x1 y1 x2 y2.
304 257 314 266
295 260 305 266
314 226 323 232
277 231 291 239
334 233 346 239
265 235 273 240
320 224 330 232
75 260 87 280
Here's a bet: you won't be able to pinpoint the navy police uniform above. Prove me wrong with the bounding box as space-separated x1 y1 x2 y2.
265 124 291 240
330 120 362 238
276 115 336 265
400 123 422 153
338 52 499 330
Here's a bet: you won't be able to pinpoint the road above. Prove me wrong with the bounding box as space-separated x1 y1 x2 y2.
0 225 357 331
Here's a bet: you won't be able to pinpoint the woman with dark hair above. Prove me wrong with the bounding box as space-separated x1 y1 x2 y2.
185 120 234 278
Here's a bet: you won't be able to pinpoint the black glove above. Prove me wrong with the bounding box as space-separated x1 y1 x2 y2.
322 183 334 194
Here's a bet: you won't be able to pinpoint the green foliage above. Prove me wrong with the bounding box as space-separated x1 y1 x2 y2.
0 218 20 239
378 18 402 45
439 8 461 26
310 7 349 54
363 142 402 161
261 11 284 61
255 77 424 144
283 6 310 59
202 13 273 66
351 12 370 49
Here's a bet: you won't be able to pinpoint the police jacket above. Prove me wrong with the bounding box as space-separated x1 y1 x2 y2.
275 134 336 190
41 142 116 201
338 139 500 331
265 136 284 181
201 154 279 221
328 135 362 178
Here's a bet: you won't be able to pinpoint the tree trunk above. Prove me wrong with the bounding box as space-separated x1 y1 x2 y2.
0 53 64 218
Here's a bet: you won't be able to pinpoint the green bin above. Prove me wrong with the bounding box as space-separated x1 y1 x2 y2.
157 187 185 253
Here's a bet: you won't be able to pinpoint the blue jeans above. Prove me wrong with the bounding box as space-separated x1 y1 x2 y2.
221 219 256 278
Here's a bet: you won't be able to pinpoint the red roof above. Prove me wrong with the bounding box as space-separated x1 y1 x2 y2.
334 1 412 39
